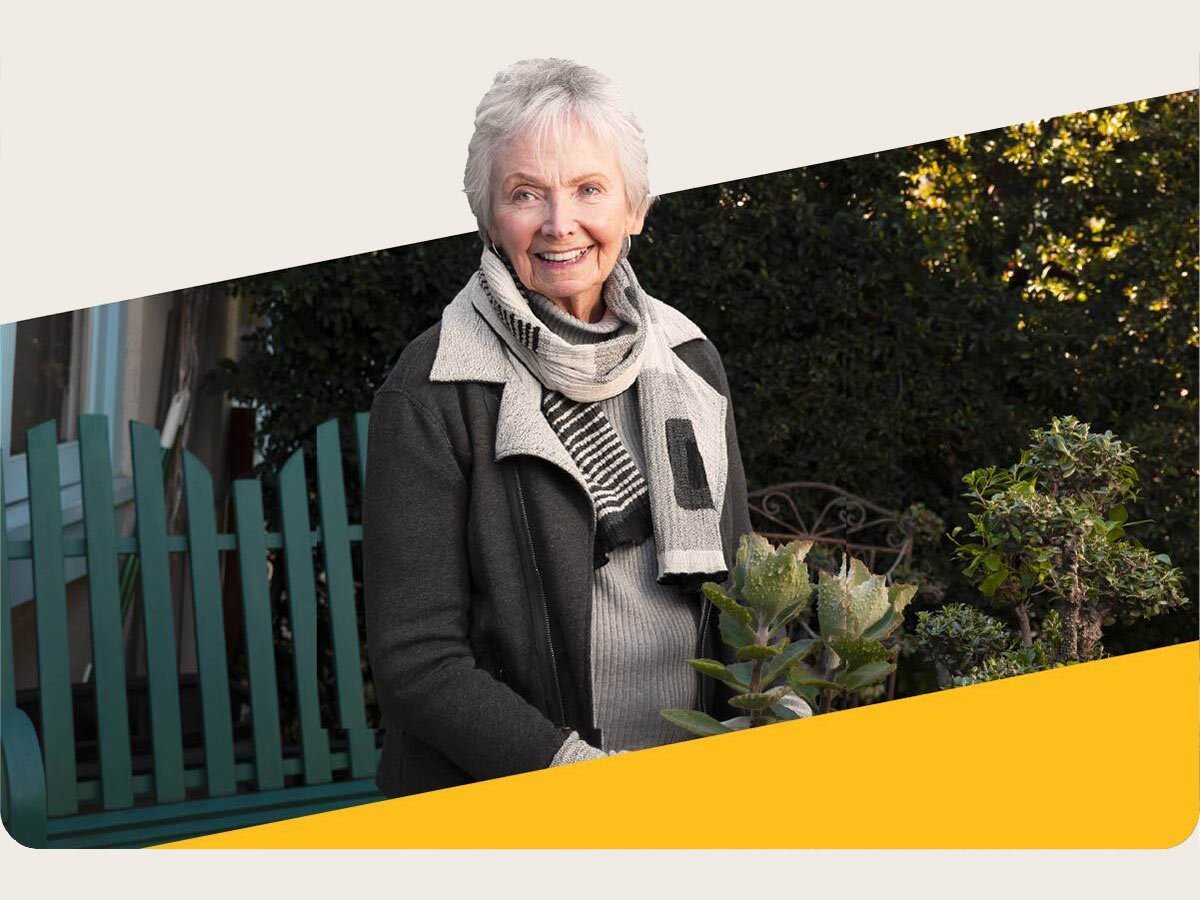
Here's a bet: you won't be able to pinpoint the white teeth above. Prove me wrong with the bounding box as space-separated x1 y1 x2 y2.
538 247 589 262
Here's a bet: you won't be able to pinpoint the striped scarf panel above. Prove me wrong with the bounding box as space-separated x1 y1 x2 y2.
541 388 653 566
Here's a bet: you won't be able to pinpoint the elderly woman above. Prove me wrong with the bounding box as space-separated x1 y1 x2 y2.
363 58 751 798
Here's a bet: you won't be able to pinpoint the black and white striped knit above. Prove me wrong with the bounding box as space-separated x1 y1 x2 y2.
526 293 698 757
541 389 653 565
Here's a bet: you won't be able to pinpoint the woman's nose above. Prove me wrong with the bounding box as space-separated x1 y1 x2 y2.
540 196 576 240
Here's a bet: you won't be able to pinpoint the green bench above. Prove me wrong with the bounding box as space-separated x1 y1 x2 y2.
1 413 384 848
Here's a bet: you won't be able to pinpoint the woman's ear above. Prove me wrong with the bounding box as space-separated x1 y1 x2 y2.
627 206 647 237
627 194 653 236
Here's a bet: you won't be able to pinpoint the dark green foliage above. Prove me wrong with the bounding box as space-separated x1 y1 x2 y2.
951 645 1054 687
913 603 1016 687
952 416 1186 662
635 93 1197 654
947 610 1070 687
211 234 481 482
916 415 1186 690
214 92 1198 675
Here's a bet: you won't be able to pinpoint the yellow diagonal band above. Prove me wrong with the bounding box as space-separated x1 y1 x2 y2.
161 641 1199 849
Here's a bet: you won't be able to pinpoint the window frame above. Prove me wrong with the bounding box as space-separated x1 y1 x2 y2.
2 302 131 606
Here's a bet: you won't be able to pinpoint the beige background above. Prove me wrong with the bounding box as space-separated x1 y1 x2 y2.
1 1 1197 323
1 0 1197 895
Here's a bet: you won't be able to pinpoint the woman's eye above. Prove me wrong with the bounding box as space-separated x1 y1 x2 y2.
512 189 536 203
580 184 602 196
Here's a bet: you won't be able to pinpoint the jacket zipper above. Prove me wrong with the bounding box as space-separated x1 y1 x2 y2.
513 466 568 728
585 506 596 742
694 594 712 715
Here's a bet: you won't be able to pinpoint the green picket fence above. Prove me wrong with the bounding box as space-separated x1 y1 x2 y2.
0 412 383 848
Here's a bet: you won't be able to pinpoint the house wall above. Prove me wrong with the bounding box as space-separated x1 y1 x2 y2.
117 293 174 473
9 289 244 695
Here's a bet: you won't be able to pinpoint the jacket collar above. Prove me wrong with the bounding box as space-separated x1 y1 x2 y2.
429 279 708 490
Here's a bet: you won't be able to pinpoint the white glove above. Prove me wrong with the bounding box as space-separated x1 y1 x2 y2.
549 731 628 766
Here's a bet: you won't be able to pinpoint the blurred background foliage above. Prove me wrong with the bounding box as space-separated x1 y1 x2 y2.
213 91 1197 671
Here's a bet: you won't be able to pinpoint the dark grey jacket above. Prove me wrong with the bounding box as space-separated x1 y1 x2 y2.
362 286 752 798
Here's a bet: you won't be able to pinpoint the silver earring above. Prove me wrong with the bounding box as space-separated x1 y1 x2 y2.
620 234 632 259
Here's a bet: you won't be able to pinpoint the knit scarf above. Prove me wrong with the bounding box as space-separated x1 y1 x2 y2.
471 245 729 585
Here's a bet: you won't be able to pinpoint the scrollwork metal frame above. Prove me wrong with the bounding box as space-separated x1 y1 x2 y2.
747 481 914 579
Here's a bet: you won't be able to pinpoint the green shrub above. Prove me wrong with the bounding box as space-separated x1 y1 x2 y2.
952 416 1186 663
913 603 1015 687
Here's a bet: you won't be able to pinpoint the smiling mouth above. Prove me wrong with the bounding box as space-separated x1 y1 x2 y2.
534 245 593 265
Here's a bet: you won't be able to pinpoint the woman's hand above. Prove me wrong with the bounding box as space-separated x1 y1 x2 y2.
550 731 629 766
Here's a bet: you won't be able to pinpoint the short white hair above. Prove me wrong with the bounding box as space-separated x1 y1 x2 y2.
464 58 653 240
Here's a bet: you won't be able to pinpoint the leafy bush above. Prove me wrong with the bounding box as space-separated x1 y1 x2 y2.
952 416 1186 663
911 417 1187 693
912 603 1015 687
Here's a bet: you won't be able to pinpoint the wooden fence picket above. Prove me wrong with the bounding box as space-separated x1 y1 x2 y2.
129 421 186 804
77 415 134 810
232 479 285 791
354 412 370 490
277 449 332 784
25 420 78 816
1 462 14 709
181 450 237 798
314 419 374 778
2 411 383 847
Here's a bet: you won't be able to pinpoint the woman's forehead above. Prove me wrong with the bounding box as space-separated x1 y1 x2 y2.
493 123 623 187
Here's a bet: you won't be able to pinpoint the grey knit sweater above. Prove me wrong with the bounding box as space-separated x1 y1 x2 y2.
521 294 699 765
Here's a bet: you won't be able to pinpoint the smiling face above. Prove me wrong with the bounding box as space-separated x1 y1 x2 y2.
488 122 644 322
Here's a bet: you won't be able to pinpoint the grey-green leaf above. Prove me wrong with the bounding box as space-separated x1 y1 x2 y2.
862 608 903 641
761 638 819 686
787 663 841 692
720 610 758 649
686 658 750 692
836 660 895 692
660 708 734 737
702 582 754 628
726 661 755 685
736 643 783 662
728 685 791 710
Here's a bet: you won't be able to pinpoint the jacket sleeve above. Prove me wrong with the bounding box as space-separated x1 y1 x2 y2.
362 387 569 782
